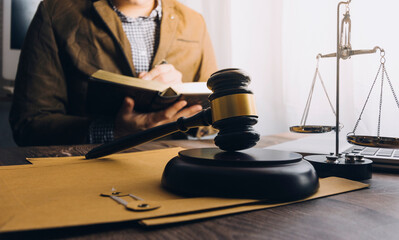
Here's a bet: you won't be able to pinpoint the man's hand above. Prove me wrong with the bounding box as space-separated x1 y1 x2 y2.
114 97 202 138
138 64 182 85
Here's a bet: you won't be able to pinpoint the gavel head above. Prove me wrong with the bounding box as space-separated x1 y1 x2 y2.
207 68 260 151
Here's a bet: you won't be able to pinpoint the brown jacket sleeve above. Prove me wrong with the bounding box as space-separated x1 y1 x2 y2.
9 2 91 146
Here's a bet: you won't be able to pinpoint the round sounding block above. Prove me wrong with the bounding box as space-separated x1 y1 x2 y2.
161 148 319 200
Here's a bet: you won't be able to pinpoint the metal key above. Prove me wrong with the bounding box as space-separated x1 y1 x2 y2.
101 190 161 211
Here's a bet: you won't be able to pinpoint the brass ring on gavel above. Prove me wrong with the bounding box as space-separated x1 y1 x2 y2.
210 93 257 123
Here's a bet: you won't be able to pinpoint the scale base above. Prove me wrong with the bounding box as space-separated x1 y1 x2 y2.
161 148 319 200
304 155 372 180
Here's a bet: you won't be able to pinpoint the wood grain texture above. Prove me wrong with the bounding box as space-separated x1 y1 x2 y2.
1 133 399 240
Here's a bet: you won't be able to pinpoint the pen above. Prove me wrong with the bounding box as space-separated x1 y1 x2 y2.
85 120 180 159
85 109 213 159
155 59 168 66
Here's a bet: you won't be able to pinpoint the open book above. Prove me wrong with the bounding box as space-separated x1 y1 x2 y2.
87 70 211 115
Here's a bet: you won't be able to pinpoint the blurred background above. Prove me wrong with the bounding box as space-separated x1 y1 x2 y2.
1 0 399 147
183 0 399 140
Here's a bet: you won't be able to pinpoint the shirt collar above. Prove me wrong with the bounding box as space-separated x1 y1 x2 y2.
109 0 162 23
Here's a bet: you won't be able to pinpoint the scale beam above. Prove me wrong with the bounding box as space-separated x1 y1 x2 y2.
318 46 383 59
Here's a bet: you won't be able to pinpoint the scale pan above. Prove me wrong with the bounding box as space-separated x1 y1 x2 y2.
290 125 336 134
347 135 399 148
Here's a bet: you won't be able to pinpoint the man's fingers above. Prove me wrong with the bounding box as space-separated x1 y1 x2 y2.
141 64 182 85
138 72 147 79
152 71 182 85
119 97 135 116
142 64 172 81
162 100 187 119
114 97 136 138
151 100 187 123
174 104 202 119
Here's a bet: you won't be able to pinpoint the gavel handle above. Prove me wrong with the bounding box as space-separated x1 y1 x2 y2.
85 108 212 159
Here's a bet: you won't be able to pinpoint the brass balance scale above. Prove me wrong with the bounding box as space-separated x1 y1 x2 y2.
290 0 399 180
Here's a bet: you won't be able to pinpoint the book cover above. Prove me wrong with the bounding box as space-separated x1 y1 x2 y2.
86 70 211 116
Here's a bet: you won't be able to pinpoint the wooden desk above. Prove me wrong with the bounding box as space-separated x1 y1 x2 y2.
1 133 399 240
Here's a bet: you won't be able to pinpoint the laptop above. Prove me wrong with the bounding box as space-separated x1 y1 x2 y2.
265 132 399 170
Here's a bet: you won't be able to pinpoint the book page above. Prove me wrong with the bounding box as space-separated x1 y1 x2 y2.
171 82 211 95
91 70 168 92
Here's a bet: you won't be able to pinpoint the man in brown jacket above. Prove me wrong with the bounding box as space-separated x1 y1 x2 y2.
10 0 217 146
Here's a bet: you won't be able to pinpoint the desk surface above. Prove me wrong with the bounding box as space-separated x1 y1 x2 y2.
1 133 399 240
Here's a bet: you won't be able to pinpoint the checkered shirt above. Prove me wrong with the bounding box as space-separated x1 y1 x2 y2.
88 1 162 144
112 0 162 73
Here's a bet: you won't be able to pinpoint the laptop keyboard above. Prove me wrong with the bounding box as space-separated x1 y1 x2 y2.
344 146 399 166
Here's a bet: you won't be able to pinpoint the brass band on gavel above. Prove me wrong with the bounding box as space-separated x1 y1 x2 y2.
211 93 257 123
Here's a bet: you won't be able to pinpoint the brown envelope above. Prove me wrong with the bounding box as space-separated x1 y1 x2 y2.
140 176 367 226
0 148 369 232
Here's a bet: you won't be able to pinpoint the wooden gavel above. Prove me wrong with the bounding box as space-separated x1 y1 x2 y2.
85 69 260 159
